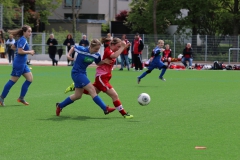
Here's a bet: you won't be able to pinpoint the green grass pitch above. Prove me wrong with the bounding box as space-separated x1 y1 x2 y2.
0 65 240 160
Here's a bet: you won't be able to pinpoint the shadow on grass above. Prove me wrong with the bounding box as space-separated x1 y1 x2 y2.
137 85 160 88
0 104 26 108
38 115 111 121
38 115 140 122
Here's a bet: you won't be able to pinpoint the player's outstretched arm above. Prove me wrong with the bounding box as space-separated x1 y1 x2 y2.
67 47 75 61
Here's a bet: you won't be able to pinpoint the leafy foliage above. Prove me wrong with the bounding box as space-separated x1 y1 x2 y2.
115 10 128 22
1 0 62 31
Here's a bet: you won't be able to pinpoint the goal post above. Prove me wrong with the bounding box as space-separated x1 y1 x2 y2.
228 48 240 64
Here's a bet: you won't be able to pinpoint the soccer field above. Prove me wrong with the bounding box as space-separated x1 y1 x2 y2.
0 65 240 160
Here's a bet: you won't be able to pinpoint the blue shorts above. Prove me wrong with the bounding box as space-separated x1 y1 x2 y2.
11 64 31 77
71 72 90 88
148 61 165 70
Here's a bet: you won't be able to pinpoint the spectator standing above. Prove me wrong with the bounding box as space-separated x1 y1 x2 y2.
0 29 5 58
131 33 144 71
5 34 16 64
63 34 75 66
119 34 130 71
46 34 58 66
181 43 193 69
79 34 89 47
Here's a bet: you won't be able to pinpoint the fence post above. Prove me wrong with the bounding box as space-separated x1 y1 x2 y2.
205 35 207 62
238 36 239 62
42 33 46 54
173 35 175 58
29 34 33 50
142 34 144 44
146 45 148 59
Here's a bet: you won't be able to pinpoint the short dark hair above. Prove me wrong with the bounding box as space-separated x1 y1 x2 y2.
135 33 139 36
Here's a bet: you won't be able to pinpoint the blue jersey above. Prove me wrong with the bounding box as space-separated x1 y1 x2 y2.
148 46 165 70
152 46 162 63
72 45 101 74
14 36 29 64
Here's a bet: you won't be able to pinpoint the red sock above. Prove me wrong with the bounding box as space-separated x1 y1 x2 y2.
113 100 126 116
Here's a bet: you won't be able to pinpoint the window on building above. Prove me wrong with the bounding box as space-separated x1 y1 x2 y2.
64 0 82 8
64 14 105 20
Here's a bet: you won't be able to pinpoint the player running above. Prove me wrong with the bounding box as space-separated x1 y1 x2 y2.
137 40 167 84
0 25 35 106
56 39 116 116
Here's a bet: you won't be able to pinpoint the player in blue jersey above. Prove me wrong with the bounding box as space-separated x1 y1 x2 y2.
56 39 116 116
137 40 167 84
0 25 35 106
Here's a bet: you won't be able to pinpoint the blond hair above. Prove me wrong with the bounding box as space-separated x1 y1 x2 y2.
158 40 164 44
90 39 101 48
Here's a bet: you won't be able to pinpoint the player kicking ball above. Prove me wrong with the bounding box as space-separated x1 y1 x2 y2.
137 40 167 84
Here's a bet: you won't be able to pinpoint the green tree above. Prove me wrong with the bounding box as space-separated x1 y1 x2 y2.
1 0 61 31
1 0 21 29
126 0 181 34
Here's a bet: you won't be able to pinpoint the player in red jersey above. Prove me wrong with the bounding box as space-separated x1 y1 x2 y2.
92 37 133 118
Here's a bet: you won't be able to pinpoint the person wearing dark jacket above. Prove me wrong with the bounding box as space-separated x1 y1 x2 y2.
63 34 75 66
46 34 58 66
79 34 89 47
131 33 144 71
181 43 193 69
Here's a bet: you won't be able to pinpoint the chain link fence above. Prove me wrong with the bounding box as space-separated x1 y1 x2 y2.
18 33 240 64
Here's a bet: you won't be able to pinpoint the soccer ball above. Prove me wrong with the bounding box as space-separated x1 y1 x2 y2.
138 93 151 106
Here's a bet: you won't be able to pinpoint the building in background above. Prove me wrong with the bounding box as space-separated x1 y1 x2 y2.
46 0 132 38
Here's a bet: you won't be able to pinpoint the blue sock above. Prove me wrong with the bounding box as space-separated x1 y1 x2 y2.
20 80 32 98
138 72 148 79
159 68 167 78
93 95 107 111
59 97 74 109
1 80 15 98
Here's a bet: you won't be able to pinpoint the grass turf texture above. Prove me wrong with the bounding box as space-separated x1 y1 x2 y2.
0 65 240 160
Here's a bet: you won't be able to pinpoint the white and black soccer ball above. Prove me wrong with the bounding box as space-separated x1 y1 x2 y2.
138 93 151 106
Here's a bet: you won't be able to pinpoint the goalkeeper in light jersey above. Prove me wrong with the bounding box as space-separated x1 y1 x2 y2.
137 39 168 84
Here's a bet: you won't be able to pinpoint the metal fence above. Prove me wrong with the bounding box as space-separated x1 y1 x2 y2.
4 33 240 64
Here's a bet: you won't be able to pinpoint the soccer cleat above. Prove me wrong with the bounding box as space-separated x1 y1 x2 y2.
56 103 62 116
159 77 166 81
17 98 29 105
0 96 5 106
123 113 134 119
137 77 141 84
104 106 116 115
64 83 75 94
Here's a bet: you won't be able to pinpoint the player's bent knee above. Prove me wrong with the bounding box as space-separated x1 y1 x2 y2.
146 70 152 73
162 65 168 69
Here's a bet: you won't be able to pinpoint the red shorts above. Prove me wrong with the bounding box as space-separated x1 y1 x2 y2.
93 74 112 92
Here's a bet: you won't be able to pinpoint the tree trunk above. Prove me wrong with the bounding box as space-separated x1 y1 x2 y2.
232 0 239 62
153 0 157 44
72 0 76 39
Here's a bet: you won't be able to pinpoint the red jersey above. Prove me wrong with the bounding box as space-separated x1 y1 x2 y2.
96 46 115 77
133 38 142 54
163 49 171 58
122 39 130 55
